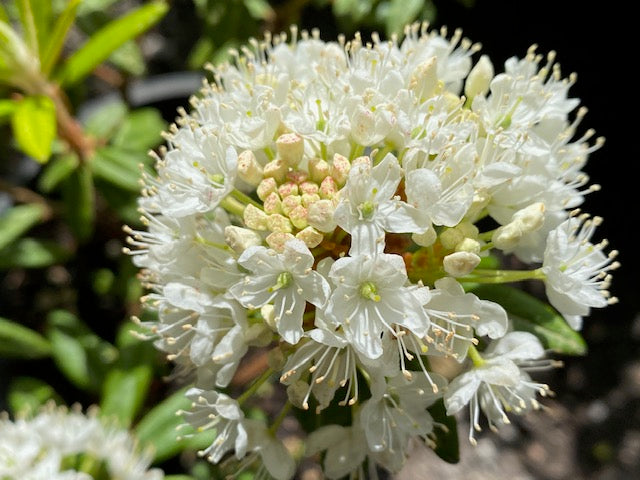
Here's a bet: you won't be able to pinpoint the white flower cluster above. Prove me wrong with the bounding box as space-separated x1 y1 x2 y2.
126 23 619 478
0 403 163 480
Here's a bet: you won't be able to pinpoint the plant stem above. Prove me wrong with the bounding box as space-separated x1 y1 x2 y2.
237 367 274 406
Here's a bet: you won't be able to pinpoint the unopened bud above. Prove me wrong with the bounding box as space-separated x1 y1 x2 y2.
301 192 321 207
266 232 296 252
410 56 439 101
492 222 522 251
243 204 268 230
319 176 338 199
281 195 302 216
286 169 308 184
224 226 262 253
261 304 277 331
465 55 494 101
440 227 465 250
309 157 330 183
307 199 337 232
263 192 282 214
443 251 481 277
296 226 324 248
276 133 304 167
267 214 293 233
237 150 263 185
278 181 299 198
263 158 288 183
289 205 308 229
257 177 278 201
455 237 481 255
512 202 545 232
412 227 437 247
331 153 351 186
299 181 319 196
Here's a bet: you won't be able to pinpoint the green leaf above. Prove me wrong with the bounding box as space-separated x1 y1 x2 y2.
379 0 425 36
46 310 118 392
135 387 216 462
32 0 52 59
0 316 51 359
83 98 128 140
57 0 169 86
0 203 45 250
428 399 459 464
108 40 146 76
8 377 61 416
100 321 156 427
243 0 275 20
111 108 166 152
62 163 94 242
470 284 588 355
41 0 82 76
38 152 79 193
11 95 57 163
91 146 145 192
16 0 39 57
0 237 71 269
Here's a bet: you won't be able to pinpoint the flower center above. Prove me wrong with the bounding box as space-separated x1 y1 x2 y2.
270 271 293 292
358 201 376 220
360 281 381 302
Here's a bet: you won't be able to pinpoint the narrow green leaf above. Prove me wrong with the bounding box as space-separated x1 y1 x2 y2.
62 163 95 242
32 0 52 59
470 284 588 355
41 0 82 76
428 399 459 464
100 365 153 427
135 387 216 462
0 237 71 269
11 95 57 163
91 146 144 192
38 152 79 193
379 0 425 36
108 40 146 76
57 0 169 86
0 5 9 23
16 0 39 57
8 377 61 417
111 108 166 152
46 310 118 393
83 98 128 140
243 0 275 20
0 316 51 359
0 203 45 250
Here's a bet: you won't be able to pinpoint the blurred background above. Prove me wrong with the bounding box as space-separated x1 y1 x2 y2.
1 1 636 479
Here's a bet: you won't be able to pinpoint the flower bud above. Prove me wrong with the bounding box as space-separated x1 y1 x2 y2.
281 194 302 216
266 232 296 252
289 205 308 229
319 176 338 199
309 157 330 183
455 237 481 255
264 192 283 214
331 153 351 186
412 227 437 247
443 251 481 277
237 150 263 185
261 304 277 331
267 213 293 233
440 227 465 250
243 204 268 230
276 132 304 167
257 177 278 201
224 225 263 253
513 202 545 233
307 199 337 232
465 55 494 101
263 158 288 183
278 181 299 198
296 226 324 248
410 56 439 101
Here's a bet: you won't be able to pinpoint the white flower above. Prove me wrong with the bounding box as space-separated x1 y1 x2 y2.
360 372 446 471
181 388 248 464
326 253 430 359
542 214 619 329
228 239 331 344
423 277 508 361
333 154 424 255
0 404 163 480
444 332 551 444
